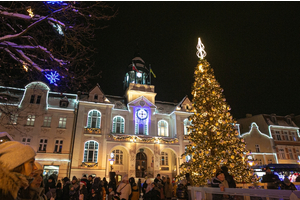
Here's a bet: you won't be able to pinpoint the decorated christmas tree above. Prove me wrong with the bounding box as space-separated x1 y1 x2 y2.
179 38 251 186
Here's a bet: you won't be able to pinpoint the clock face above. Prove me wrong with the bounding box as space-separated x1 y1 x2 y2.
137 109 148 120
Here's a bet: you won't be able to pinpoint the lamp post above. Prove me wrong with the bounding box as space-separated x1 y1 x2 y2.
109 152 115 172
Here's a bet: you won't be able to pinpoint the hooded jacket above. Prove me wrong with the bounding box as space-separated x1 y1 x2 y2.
0 161 29 200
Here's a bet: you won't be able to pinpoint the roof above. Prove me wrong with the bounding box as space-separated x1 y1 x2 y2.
262 114 298 127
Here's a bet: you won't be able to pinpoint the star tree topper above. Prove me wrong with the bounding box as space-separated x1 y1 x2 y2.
196 37 207 59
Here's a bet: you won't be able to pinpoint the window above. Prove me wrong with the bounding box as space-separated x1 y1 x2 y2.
255 144 260 153
26 115 35 126
268 159 272 164
58 117 67 128
83 141 99 163
289 149 294 159
257 159 263 165
291 132 297 141
94 94 98 100
112 116 125 133
184 119 192 135
30 95 35 104
43 116 52 127
160 152 168 166
39 139 48 152
112 149 123 164
54 140 63 153
279 148 285 159
283 132 289 141
21 137 31 145
275 131 281 140
87 110 101 128
10 114 18 124
158 120 168 137
36 95 41 104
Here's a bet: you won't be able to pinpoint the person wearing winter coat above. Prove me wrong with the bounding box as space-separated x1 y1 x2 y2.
281 178 297 190
211 170 229 200
62 177 71 200
45 176 56 199
164 177 173 200
79 182 88 200
103 177 109 194
18 162 47 200
89 188 100 200
176 179 188 200
143 182 160 200
130 182 139 200
70 176 79 191
116 175 131 200
55 182 63 200
107 187 115 200
0 141 37 200
221 166 236 188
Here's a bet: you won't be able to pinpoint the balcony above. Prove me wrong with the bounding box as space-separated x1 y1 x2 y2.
108 133 179 144
84 128 101 135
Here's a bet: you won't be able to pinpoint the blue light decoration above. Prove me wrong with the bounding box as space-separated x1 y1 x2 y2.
45 71 60 86
136 108 148 120
46 1 64 5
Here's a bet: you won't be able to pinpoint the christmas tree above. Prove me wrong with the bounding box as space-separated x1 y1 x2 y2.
179 38 251 186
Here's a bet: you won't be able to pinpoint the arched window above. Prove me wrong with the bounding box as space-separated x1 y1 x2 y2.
112 149 123 165
158 120 168 136
160 152 168 165
83 140 99 163
184 119 192 135
87 110 101 128
112 116 125 133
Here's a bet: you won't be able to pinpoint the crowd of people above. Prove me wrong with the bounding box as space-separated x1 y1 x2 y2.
2 141 299 200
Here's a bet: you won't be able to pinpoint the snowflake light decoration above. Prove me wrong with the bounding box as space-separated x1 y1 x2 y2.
45 71 60 85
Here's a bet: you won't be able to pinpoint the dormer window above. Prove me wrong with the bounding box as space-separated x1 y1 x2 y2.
30 95 35 104
287 118 291 124
94 94 98 100
36 95 41 104
59 96 69 108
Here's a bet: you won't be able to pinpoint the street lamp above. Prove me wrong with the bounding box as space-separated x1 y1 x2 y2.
109 152 115 172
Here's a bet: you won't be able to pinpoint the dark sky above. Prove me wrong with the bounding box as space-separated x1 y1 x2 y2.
94 2 300 119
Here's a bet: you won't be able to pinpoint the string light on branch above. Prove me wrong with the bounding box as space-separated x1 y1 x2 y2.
45 71 60 85
27 8 34 18
23 63 28 72
196 37 207 59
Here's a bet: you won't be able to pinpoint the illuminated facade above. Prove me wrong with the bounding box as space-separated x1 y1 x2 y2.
238 114 300 165
0 82 77 180
70 55 193 180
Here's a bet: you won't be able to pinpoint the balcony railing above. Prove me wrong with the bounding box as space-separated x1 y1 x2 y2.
84 128 101 134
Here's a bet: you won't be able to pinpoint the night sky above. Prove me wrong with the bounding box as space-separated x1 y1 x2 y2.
94 2 300 119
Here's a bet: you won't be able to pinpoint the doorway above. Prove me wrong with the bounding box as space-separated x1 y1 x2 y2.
136 152 147 178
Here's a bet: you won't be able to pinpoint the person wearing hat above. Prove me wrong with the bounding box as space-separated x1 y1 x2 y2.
62 177 71 200
261 166 280 189
221 166 236 188
116 175 131 200
18 161 47 200
281 177 297 190
211 169 229 200
0 141 37 200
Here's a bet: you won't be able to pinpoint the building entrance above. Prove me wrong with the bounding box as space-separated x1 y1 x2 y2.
136 152 147 178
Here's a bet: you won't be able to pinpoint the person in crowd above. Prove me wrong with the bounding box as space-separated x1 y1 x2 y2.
81 175 88 185
176 179 188 200
185 173 194 187
137 179 142 194
281 177 297 190
107 187 115 200
261 166 280 189
221 166 236 188
79 181 88 200
0 141 37 200
143 182 160 200
46 176 57 200
103 177 108 194
211 170 229 200
172 179 178 198
142 179 151 199
69 183 79 200
92 177 101 197
130 181 139 200
116 175 131 200
154 174 162 185
89 188 100 200
128 177 135 200
55 182 63 200
18 161 47 200
160 176 166 200
108 176 117 193
70 176 79 191
87 175 94 193
164 177 173 200
100 181 106 200
62 177 71 200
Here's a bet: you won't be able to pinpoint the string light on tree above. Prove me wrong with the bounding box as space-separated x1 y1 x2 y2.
45 71 60 85
178 37 252 186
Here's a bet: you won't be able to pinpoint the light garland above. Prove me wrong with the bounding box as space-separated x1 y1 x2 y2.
27 8 34 18
109 134 178 144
